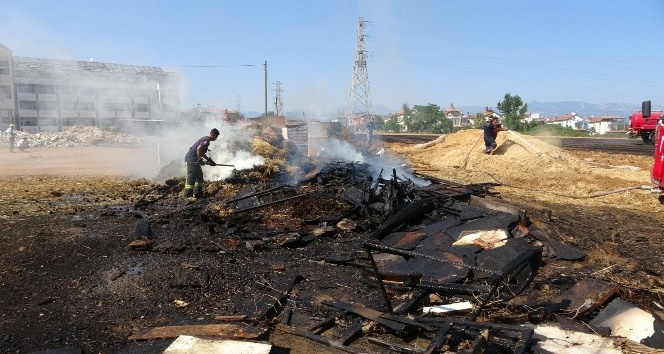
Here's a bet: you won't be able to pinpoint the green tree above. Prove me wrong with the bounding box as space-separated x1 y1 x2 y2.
471 113 485 129
496 93 529 131
409 104 453 133
384 115 401 132
229 111 245 122
401 103 412 132
372 114 385 131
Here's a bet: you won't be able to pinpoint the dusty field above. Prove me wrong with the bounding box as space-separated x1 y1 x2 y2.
1 130 663 353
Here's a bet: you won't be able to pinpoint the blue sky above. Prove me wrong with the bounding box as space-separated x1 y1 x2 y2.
1 0 663 118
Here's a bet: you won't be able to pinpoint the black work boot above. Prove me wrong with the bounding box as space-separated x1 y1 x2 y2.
193 186 203 199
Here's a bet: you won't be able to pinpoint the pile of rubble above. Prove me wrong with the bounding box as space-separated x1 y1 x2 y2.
122 133 663 353
0 125 146 148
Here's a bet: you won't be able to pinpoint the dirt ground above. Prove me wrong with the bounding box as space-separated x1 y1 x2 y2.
1 130 663 353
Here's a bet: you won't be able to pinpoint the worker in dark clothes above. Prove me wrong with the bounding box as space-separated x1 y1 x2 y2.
184 128 220 198
483 116 506 154
366 119 375 148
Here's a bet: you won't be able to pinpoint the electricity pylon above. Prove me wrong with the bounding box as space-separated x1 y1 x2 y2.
348 17 371 128
274 81 283 116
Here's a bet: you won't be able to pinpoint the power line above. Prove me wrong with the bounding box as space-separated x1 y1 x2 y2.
170 64 259 68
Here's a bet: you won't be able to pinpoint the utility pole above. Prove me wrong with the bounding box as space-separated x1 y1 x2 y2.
348 17 371 128
274 81 283 116
264 60 268 117
236 95 242 114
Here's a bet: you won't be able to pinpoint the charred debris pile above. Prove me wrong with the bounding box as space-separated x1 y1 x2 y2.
121 127 662 353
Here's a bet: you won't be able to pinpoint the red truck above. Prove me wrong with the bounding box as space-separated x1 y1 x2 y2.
627 100 662 144
643 101 664 201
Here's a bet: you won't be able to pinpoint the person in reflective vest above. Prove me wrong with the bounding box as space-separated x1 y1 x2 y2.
4 124 15 153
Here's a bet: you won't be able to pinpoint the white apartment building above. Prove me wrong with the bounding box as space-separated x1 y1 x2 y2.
1 44 180 133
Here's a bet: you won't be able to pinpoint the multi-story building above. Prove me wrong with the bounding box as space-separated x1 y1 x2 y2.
0 43 180 133
443 103 471 128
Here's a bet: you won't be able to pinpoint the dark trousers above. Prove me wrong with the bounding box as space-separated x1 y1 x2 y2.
184 161 204 197
484 135 497 153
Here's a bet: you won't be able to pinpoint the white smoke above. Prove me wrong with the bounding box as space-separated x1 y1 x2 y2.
315 137 430 187
317 138 366 163
156 120 264 182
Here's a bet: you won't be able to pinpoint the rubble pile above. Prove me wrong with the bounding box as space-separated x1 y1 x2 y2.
0 125 146 148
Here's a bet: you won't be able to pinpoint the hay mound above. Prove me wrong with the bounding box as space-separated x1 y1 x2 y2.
405 129 571 173
250 137 287 178
387 129 653 208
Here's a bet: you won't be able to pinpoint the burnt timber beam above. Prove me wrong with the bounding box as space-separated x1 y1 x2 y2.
275 324 367 354
322 300 407 333
233 193 308 213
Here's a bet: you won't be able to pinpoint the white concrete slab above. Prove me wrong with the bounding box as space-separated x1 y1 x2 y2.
533 324 621 354
163 336 272 354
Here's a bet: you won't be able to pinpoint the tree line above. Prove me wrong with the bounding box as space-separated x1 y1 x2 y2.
375 93 545 134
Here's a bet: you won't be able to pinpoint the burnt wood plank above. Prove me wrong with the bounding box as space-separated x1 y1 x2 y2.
322 300 406 333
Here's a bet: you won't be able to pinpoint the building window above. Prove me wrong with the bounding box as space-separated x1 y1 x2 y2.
19 100 37 110
0 60 8 75
38 101 56 110
77 118 95 126
16 84 36 94
60 101 77 110
20 118 38 126
0 85 10 99
63 118 77 126
136 103 149 112
36 85 55 94
78 102 95 111
59 86 78 95
100 118 117 127
39 118 57 126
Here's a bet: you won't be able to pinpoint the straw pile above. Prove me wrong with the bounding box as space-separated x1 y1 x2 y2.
386 129 662 213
